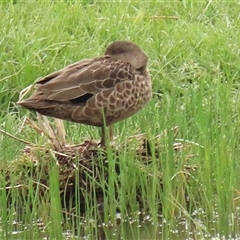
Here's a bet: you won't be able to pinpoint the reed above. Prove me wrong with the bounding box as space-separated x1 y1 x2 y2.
1 1 240 239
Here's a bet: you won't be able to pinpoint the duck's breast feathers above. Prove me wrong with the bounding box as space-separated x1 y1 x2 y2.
34 57 135 103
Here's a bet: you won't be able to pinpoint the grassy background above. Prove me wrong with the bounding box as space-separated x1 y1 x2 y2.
1 0 240 239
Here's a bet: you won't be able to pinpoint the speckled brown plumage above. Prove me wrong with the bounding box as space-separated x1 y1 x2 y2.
17 41 152 145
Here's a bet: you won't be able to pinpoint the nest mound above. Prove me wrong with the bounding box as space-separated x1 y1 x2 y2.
1 114 198 216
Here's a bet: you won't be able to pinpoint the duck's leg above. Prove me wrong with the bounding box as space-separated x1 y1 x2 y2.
99 125 113 147
109 125 113 142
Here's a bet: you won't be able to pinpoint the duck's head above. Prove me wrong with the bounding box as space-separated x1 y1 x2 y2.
105 40 148 70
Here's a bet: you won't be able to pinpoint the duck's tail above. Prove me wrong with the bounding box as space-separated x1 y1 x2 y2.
17 98 56 110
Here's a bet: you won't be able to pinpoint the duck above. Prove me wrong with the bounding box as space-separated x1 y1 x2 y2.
17 40 152 146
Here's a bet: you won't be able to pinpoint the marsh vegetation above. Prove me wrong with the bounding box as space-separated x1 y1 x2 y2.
1 1 240 239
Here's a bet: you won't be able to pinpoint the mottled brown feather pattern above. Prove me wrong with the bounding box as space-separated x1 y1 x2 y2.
17 41 152 144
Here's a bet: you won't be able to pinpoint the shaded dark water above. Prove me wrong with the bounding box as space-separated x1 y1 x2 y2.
95 210 240 240
1 207 240 239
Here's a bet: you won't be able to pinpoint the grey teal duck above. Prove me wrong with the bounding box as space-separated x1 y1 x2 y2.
17 40 152 145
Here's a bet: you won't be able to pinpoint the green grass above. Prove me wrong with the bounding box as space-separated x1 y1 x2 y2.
1 0 240 239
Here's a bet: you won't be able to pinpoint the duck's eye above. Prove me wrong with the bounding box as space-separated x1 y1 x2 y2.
114 49 123 54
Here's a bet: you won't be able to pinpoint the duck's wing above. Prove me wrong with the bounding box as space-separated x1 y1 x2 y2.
32 56 133 104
